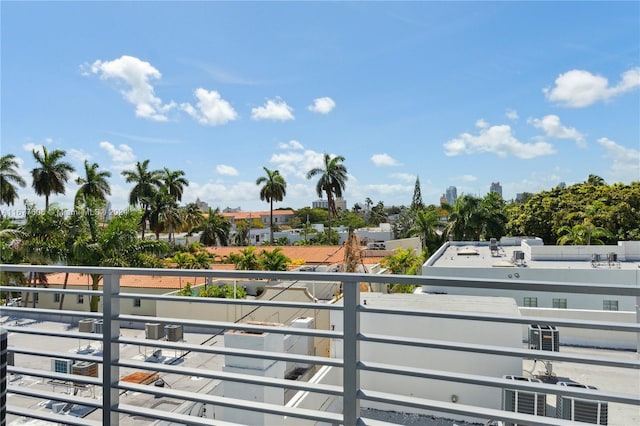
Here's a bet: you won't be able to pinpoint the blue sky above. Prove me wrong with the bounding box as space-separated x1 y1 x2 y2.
2 1 639 215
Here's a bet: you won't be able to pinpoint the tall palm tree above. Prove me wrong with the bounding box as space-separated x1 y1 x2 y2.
444 194 482 241
193 207 231 246
74 160 111 207
0 154 27 210
121 160 162 238
411 208 442 254
144 189 182 241
31 147 75 211
306 153 347 244
161 167 189 202
256 167 287 244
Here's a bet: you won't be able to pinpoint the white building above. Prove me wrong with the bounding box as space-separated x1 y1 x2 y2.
421 238 640 312
286 293 523 424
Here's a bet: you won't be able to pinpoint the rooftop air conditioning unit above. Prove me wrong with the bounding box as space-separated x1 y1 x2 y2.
78 319 95 333
529 324 559 352
145 323 164 340
94 319 103 334
502 375 546 426
51 358 73 374
165 324 183 342
557 381 608 425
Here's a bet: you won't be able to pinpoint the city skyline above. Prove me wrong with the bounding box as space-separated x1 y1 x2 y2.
2 2 639 214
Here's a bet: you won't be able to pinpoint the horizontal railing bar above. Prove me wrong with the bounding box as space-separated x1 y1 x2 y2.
119 291 341 310
117 336 343 367
2 264 638 296
359 389 578 426
360 332 640 369
117 382 344 423
8 346 104 364
119 359 343 396
7 383 103 408
117 403 237 425
7 406 102 426
0 306 103 319
3 326 103 341
119 313 341 338
359 305 640 333
9 366 103 386
359 361 640 405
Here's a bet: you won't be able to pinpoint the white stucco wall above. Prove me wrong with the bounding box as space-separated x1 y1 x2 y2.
328 293 522 421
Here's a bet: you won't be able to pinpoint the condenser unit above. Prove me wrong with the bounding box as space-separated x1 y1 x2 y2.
165 324 183 342
502 375 546 426
94 319 103 334
529 324 559 352
145 323 164 340
78 319 95 333
557 381 607 425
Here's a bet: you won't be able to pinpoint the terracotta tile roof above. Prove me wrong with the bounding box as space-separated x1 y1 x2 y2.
205 245 388 265
220 210 295 220
43 246 388 290
45 272 187 290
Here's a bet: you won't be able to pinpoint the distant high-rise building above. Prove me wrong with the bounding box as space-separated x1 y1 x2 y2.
489 182 502 197
445 186 457 205
558 181 566 189
312 197 347 211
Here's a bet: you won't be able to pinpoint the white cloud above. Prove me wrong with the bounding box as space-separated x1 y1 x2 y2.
597 137 640 183
22 143 44 154
455 174 478 183
269 149 325 180
215 164 239 176
506 109 519 121
99 141 136 163
278 140 304 150
68 148 91 162
528 114 586 148
251 99 294 121
180 88 237 126
371 153 400 167
308 97 336 114
475 119 489 129
443 122 556 159
544 67 640 108
390 173 415 183
87 55 176 121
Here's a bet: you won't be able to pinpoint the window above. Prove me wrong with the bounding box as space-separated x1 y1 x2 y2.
552 298 567 309
603 300 619 311
523 297 537 307
54 293 61 303
133 298 141 308
77 294 84 304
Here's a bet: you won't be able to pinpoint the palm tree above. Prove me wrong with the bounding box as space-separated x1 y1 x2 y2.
144 189 182 241
0 154 27 211
161 167 189 202
411 208 441 254
234 246 260 270
193 207 231 246
73 209 167 311
74 160 111 207
31 147 75 211
121 160 162 238
259 247 291 271
306 154 348 244
557 223 613 246
256 167 287 244
444 194 483 241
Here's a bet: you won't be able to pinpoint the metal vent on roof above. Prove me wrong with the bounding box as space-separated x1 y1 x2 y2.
502 375 546 426
557 381 608 425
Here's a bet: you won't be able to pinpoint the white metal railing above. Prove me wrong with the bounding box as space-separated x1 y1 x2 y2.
0 264 639 425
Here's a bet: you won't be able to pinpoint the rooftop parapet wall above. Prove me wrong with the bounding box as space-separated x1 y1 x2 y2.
524 241 626 261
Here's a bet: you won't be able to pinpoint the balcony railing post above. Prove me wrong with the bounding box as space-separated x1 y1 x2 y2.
102 271 120 425
342 278 360 426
